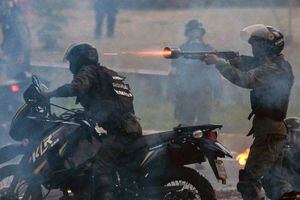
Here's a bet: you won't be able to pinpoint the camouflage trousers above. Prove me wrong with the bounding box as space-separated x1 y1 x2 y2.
92 113 142 199
237 134 293 200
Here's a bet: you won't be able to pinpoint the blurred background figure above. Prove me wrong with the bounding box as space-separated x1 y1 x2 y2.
0 0 31 78
167 19 222 125
94 0 119 39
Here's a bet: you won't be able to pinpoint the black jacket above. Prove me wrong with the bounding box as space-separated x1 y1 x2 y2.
49 64 134 124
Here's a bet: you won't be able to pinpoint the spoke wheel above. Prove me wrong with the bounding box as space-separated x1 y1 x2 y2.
160 167 216 200
0 176 15 200
164 180 201 199
0 177 44 200
0 176 14 190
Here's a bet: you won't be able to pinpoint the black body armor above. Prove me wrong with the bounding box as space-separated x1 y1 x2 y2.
76 65 134 124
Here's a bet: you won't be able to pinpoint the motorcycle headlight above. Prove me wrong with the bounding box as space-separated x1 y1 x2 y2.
193 130 203 138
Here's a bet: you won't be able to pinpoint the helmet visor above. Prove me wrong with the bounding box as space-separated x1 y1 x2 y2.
240 24 271 42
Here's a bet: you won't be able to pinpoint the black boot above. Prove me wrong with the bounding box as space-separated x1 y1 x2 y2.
237 170 265 200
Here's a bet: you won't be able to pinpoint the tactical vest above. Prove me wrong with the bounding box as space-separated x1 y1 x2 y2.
77 64 134 124
250 58 294 121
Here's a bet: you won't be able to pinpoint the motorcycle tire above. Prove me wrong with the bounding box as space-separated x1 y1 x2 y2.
160 166 216 200
0 177 43 200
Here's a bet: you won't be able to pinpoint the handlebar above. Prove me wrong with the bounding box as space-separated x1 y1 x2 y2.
23 75 85 121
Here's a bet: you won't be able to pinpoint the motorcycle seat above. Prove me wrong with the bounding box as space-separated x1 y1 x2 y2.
126 131 175 154
125 124 222 154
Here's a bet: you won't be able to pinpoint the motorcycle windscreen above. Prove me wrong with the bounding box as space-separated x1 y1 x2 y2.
9 103 44 141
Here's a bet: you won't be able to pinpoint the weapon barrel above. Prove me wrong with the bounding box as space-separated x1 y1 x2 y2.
163 47 239 60
163 47 182 59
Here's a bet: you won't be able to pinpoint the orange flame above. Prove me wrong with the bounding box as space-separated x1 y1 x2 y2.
135 50 172 57
103 50 171 57
103 52 119 56
236 148 250 166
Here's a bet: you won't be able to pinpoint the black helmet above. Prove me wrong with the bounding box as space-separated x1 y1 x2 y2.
184 19 206 37
63 43 99 74
241 24 284 55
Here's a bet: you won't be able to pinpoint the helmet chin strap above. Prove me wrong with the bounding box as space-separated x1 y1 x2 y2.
69 59 98 75
70 62 81 75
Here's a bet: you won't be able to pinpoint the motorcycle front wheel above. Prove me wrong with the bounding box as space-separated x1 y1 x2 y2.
0 177 44 200
160 167 217 200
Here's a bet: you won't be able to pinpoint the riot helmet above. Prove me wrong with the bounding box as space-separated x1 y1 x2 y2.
184 19 206 40
240 24 284 57
63 43 99 74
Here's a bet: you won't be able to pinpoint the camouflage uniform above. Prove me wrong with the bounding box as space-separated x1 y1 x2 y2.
168 40 222 125
49 64 142 199
216 55 294 200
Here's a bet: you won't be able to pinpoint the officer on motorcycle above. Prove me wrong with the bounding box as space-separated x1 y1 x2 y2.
45 43 142 199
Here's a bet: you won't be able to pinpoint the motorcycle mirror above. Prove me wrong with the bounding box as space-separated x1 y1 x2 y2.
32 75 43 93
32 75 40 88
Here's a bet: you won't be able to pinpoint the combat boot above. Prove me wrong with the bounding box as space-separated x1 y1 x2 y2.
237 170 265 200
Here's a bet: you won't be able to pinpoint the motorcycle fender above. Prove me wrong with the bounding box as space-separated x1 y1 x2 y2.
167 143 206 165
199 138 232 158
214 141 232 158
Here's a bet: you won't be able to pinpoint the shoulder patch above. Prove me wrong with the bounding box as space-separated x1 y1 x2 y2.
112 76 125 81
114 89 133 98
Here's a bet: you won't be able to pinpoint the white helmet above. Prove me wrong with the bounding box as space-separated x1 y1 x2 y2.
240 24 284 55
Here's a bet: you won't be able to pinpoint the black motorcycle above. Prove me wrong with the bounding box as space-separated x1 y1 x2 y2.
0 76 232 200
0 71 33 145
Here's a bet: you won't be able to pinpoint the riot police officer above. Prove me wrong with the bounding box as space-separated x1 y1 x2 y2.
0 0 31 77
168 19 222 125
94 0 119 39
204 24 294 200
45 43 142 199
